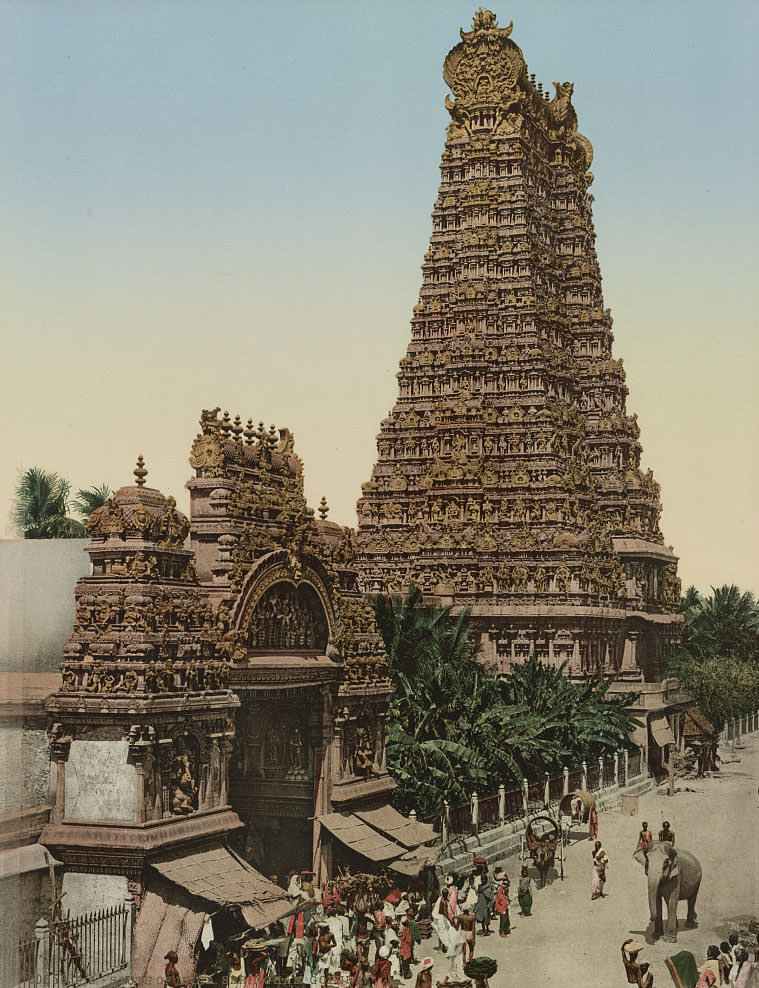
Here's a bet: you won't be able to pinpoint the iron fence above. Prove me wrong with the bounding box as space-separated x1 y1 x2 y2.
602 760 615 788
423 749 647 835
1 903 131 988
585 764 600 791
548 775 564 802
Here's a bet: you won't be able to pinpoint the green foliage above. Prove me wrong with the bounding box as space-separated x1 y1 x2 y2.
71 483 113 522
665 585 759 728
678 585 759 665
374 586 641 818
11 468 86 539
665 652 759 730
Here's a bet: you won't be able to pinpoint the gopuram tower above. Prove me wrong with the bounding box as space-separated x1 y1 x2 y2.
356 10 682 682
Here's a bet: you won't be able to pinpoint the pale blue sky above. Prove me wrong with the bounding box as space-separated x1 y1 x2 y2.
2 1 757 594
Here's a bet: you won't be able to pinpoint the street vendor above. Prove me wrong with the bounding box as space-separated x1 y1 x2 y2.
415 957 433 988
621 939 653 988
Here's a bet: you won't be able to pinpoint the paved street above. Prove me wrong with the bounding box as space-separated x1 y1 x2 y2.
424 735 758 986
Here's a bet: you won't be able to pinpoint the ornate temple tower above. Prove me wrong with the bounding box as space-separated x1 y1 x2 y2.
42 460 242 902
355 10 682 681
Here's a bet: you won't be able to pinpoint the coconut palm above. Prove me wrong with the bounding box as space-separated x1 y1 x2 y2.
11 467 86 538
71 483 113 524
680 585 759 664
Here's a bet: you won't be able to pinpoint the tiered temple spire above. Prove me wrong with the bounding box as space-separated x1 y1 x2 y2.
355 10 681 681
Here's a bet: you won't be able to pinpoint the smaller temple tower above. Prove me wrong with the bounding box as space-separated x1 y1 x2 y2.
42 459 241 907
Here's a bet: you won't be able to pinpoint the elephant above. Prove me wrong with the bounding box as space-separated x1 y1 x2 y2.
633 841 702 943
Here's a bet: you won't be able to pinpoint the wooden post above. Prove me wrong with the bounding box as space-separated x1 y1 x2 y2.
442 800 449 844
498 784 505 825
623 749 629 786
613 752 619 787
581 761 587 791
522 778 529 817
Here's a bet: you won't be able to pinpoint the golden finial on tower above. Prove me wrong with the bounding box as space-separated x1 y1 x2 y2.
134 455 148 486
318 496 329 521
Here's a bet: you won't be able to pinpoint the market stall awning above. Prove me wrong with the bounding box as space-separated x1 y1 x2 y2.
317 812 406 862
650 713 676 749
389 844 442 877
148 840 294 929
629 725 647 748
683 706 717 741
132 890 206 988
355 806 437 849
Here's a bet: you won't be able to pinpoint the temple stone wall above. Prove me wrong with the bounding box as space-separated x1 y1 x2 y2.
0 539 89 673
64 739 136 822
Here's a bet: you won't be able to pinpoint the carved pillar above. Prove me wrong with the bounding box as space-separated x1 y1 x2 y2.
220 736 234 807
621 631 639 674
312 688 334 882
50 738 71 825
128 739 153 824
127 879 144 914
157 739 173 819
207 735 222 810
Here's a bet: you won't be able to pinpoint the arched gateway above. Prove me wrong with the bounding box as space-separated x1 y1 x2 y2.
42 411 400 938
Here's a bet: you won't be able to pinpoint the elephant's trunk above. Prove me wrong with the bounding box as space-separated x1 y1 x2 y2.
647 881 661 934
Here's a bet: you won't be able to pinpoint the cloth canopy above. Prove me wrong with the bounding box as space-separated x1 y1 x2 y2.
628 724 648 747
149 840 295 929
318 804 439 869
389 844 442 877
132 890 206 988
683 706 717 741
650 713 676 749
355 806 437 849
317 812 406 862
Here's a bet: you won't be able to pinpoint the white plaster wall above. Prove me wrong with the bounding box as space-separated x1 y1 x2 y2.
0 723 51 813
64 739 136 822
0 539 90 674
61 872 129 917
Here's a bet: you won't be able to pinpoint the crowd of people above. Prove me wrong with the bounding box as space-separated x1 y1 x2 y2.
622 933 758 988
179 856 531 988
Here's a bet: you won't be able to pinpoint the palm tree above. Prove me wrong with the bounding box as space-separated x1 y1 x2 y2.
71 483 113 524
681 585 759 663
11 468 86 539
